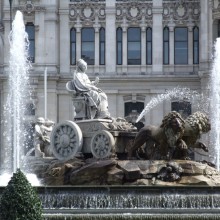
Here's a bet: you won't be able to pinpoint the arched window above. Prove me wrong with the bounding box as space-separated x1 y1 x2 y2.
70 28 76 65
99 28 105 65
81 28 95 65
146 27 152 65
193 27 199 64
127 27 141 65
163 27 169 65
174 27 188 64
25 23 35 63
116 27 122 65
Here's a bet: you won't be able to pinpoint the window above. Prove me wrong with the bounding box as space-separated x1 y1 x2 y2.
70 28 76 65
174 27 188 64
124 102 144 130
218 20 220 37
193 27 199 64
81 28 95 65
24 103 35 116
146 27 152 65
171 101 191 119
163 27 169 65
127 27 141 65
25 23 35 63
99 28 105 65
116 27 122 65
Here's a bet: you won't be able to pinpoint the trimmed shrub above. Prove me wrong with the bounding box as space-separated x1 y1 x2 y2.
0 168 43 220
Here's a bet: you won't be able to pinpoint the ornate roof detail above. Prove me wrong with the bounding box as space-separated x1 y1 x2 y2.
212 0 220 19
116 2 153 27
163 0 200 26
69 2 106 26
15 1 46 15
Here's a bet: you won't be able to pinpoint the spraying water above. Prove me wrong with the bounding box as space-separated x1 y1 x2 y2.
136 87 209 123
0 11 40 185
5 10 31 173
210 38 220 171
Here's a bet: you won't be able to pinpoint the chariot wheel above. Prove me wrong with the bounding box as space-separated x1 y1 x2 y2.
51 120 83 161
90 130 115 159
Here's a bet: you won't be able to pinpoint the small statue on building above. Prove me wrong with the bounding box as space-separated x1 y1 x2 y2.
66 59 111 120
34 117 54 157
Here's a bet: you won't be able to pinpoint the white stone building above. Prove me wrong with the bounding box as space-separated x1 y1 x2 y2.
0 0 218 157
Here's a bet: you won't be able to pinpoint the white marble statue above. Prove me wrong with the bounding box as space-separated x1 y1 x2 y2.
67 59 110 119
34 117 54 157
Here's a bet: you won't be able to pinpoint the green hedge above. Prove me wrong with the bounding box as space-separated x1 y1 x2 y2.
0 169 43 220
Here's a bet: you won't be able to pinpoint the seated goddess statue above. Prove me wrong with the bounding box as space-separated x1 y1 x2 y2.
66 59 111 119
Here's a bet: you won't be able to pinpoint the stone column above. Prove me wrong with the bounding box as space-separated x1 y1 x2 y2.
94 25 100 73
59 1 69 75
199 0 210 70
44 1 58 74
169 25 175 72
141 25 146 73
105 0 116 74
152 0 163 73
76 26 81 61
122 24 128 73
188 26 193 65
35 11 45 65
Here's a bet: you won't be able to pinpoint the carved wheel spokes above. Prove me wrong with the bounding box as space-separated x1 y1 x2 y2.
90 130 115 159
51 121 83 161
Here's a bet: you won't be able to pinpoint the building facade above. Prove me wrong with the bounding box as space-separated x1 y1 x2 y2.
0 0 218 160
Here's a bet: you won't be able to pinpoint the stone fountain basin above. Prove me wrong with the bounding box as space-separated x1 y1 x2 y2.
24 157 220 186
2 185 220 219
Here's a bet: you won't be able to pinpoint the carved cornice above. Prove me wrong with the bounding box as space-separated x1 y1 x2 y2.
15 1 46 15
116 2 153 26
69 2 106 26
163 0 200 26
212 0 220 19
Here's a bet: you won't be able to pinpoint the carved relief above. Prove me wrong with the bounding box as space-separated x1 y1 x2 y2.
116 2 153 26
15 0 46 15
69 2 106 25
212 0 220 19
163 0 200 26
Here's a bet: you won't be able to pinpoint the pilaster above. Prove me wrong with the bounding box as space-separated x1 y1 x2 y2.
59 7 69 75
105 0 116 74
188 26 193 65
76 26 81 61
141 25 146 69
152 0 163 73
122 24 127 73
35 11 45 65
199 0 210 70
94 25 100 73
169 25 174 71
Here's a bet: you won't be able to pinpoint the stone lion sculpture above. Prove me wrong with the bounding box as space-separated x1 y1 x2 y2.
128 111 211 160
127 111 186 160
173 111 211 159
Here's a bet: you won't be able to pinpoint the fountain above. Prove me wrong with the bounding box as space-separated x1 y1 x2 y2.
2 10 220 220
210 38 220 171
0 10 40 186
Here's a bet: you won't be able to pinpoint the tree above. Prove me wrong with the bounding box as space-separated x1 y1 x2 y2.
0 169 43 220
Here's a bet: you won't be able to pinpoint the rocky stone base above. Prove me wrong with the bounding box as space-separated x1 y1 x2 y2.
25 157 220 186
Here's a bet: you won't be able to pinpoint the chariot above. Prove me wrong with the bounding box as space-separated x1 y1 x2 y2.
50 80 137 161
50 119 136 161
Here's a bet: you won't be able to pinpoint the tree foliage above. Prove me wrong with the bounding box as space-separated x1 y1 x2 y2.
0 169 43 220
